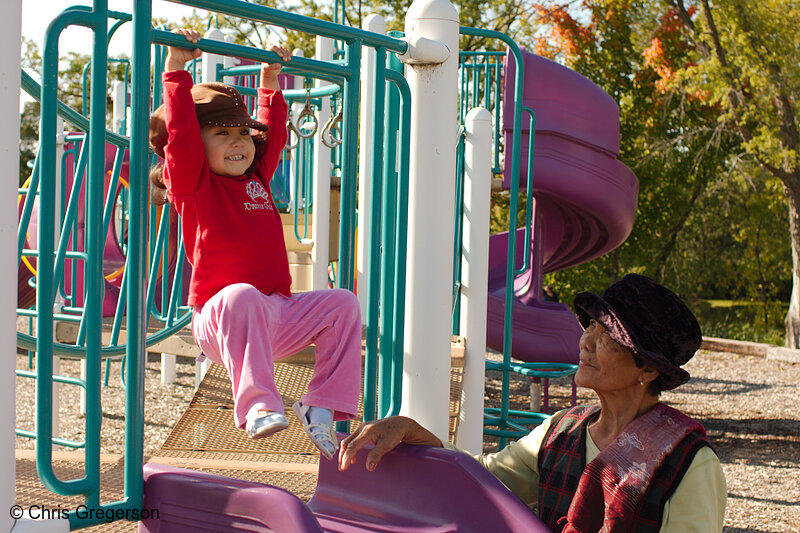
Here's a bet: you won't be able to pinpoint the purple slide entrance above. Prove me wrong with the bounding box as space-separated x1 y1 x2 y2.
140 441 550 532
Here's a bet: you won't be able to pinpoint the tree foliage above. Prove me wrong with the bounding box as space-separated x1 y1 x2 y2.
526 1 791 343
663 0 800 345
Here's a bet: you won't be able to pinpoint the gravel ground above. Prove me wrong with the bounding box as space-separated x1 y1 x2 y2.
15 348 800 532
15 352 197 457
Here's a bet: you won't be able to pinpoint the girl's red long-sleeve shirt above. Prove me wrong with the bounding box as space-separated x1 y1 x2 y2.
161 70 291 307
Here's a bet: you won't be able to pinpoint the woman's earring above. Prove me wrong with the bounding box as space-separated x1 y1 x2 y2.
639 377 645 385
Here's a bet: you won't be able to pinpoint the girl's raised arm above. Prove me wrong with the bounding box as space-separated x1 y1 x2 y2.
165 28 202 72
260 45 292 90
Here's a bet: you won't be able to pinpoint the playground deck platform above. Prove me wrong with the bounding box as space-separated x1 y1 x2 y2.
15 342 466 532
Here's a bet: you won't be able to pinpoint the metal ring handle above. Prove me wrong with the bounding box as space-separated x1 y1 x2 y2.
295 101 318 139
321 109 343 148
286 119 300 151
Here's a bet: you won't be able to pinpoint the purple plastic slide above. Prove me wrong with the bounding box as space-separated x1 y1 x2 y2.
139 440 550 532
138 463 322 532
309 441 549 532
486 48 638 365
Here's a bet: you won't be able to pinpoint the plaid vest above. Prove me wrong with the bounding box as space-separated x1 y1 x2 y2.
537 405 710 533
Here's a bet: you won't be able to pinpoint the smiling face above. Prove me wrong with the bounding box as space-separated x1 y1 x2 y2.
200 125 256 177
575 319 644 395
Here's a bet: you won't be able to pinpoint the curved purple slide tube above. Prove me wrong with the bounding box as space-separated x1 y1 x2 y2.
486 49 638 364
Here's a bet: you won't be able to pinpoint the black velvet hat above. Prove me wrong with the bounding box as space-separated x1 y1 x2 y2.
573 274 702 390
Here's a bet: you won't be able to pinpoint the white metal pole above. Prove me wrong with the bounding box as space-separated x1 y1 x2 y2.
222 33 237 85
289 48 305 215
201 28 224 84
80 359 87 415
311 36 333 291
400 0 459 441
356 14 385 320
112 80 125 134
456 107 492 452
51 117 65 427
160 353 177 384
3 0 22 529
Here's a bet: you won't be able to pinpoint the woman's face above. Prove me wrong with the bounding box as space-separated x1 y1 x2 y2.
575 319 643 394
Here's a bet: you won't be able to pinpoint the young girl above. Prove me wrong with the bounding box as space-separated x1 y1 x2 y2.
148 28 361 459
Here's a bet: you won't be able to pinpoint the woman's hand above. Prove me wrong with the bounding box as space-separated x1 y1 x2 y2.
165 28 202 72
260 45 292 90
338 416 443 472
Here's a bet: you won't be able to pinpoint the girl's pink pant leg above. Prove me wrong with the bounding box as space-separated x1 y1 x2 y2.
192 284 361 428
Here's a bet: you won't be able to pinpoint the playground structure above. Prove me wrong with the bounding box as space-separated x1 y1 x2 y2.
5 0 637 530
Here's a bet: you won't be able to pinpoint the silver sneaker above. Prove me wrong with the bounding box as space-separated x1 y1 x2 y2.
245 410 289 439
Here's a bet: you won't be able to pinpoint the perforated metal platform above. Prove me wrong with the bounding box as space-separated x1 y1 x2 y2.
16 348 465 531
152 353 464 494
15 451 134 532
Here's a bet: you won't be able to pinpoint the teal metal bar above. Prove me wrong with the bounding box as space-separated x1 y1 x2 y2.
337 40 361 291
100 147 126 247
459 51 506 57
52 137 89 303
451 127 466 336
79 0 111 510
165 240 189 326
36 4 102 499
385 58 411 417
152 30 351 82
16 313 192 357
144 205 172 317
15 429 87 449
458 51 505 174
119 0 151 520
362 47 386 423
16 369 88 449
167 0 406 52
378 50 399 418
17 154 40 261
514 106 536 277
223 65 343 98
20 70 130 148
493 54 502 173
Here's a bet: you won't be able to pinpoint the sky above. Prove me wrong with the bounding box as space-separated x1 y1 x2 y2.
22 0 207 58
20 0 208 107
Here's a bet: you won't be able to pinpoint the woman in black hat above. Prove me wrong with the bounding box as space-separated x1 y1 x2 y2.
339 274 726 532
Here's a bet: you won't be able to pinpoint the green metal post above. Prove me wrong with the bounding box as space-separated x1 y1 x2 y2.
385 63 410 417
337 40 361 291
363 47 385 422
80 0 111 509
378 49 398 418
122 0 151 515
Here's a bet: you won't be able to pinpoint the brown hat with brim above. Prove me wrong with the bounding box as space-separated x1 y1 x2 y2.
573 274 702 391
149 81 269 158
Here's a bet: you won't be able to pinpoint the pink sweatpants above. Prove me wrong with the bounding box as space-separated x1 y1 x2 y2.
191 283 362 428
